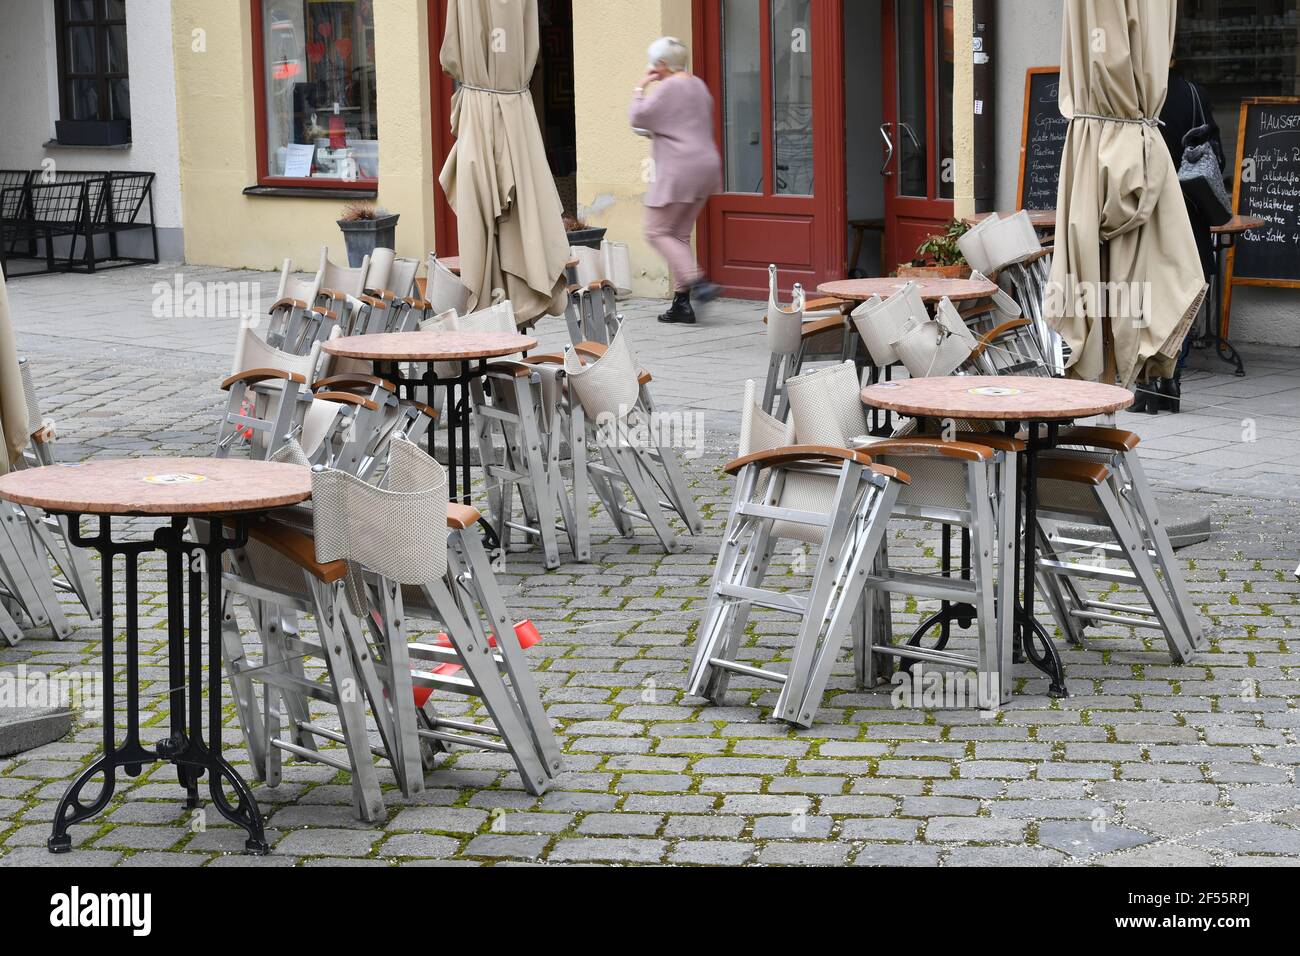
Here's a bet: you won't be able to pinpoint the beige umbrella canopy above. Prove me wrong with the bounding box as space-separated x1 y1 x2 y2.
439 0 569 325
1047 0 1206 387
0 270 29 476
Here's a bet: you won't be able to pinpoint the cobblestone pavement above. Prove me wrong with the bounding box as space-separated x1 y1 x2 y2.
1 265 1298 867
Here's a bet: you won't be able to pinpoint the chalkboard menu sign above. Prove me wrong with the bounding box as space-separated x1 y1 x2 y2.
1228 98 1300 285
1017 68 1068 211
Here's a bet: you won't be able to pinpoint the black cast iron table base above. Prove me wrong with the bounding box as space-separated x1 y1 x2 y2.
903 419 1069 698
48 515 267 855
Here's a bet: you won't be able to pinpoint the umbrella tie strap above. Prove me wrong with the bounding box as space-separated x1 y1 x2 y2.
1071 112 1164 128
459 82 530 95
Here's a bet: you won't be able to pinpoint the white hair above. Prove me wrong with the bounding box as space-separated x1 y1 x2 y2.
647 36 689 72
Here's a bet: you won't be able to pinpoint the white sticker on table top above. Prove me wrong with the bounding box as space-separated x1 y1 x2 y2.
142 473 208 485
967 386 1022 397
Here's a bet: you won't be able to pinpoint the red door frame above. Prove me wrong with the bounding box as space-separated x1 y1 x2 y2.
692 0 845 299
428 0 458 255
880 0 953 272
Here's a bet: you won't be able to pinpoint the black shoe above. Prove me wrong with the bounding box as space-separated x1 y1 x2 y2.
1157 377 1181 413
1131 383 1156 414
657 290 696 324
691 278 721 303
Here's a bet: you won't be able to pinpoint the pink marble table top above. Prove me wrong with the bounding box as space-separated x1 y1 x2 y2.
861 375 1133 421
0 458 312 516
321 330 537 362
818 276 999 304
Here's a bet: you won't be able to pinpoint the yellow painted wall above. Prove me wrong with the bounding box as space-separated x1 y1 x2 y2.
572 0 693 297
171 0 435 270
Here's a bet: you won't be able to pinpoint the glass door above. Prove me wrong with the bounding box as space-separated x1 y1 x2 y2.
881 0 955 272
698 0 844 298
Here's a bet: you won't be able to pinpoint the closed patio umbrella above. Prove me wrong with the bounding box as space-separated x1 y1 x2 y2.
1048 0 1206 387
0 270 29 475
439 0 569 325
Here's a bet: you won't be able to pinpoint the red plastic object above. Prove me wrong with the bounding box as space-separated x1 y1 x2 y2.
411 620 541 707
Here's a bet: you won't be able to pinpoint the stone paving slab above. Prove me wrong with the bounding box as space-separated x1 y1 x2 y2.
0 267 1297 867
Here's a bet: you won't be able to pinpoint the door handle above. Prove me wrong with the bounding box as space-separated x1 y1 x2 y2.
879 122 895 176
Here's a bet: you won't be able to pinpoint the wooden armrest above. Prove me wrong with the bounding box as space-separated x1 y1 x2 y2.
1036 458 1110 486
521 352 566 366
403 296 432 310
1022 246 1051 264
483 361 537 378
358 293 387 308
311 308 339 323
951 431 1025 453
1056 426 1139 452
221 368 305 391
565 282 583 295
800 315 846 337
723 444 906 483
860 437 996 463
317 289 348 303
586 280 614 292
447 503 481 530
268 297 306 313
313 373 395 394
970 318 1032 356
803 295 845 313
406 400 439 420
414 277 427 297
248 521 347 583
312 390 380 411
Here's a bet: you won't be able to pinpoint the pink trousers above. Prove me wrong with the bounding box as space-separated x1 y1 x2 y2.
644 199 707 292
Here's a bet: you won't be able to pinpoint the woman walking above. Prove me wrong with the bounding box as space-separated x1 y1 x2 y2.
629 37 722 325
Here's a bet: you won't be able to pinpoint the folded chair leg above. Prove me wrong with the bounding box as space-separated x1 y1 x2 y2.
424 577 552 795
451 528 563 782
778 471 899 726
0 511 54 632
515 386 561 569
966 464 1003 709
1091 483 1197 663
375 582 425 796
612 445 679 552
310 580 386 822
24 507 99 620
1121 456 1205 653
219 611 268 782
994 453 1017 703
0 591 23 646
1034 523 1091 648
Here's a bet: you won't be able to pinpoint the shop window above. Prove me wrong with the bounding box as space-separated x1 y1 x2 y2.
252 0 379 187
1176 0 1300 163
54 0 131 145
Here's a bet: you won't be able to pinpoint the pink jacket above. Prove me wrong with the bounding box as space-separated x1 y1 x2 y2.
629 75 723 207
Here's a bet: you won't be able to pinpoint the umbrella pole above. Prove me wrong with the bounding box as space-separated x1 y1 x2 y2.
1100 243 1118 385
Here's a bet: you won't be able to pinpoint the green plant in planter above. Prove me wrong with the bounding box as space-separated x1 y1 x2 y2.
914 218 971 266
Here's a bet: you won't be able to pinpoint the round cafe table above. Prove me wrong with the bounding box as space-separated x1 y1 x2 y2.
817 275 999 306
0 457 312 855
322 330 536 513
860 375 1132 696
962 209 1057 233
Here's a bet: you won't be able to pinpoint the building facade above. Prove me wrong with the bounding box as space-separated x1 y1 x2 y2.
6 1 1292 347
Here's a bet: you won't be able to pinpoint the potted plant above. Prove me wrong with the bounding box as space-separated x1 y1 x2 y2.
895 219 972 279
564 213 606 250
337 202 399 267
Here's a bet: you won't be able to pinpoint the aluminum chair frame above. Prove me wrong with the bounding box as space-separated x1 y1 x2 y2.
563 331 703 553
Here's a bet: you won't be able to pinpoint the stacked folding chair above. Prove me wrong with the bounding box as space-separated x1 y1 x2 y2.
1028 426 1204 663
784 363 1018 708
687 379 904 727
762 263 849 417
562 328 702 552
221 438 561 819
0 359 84 643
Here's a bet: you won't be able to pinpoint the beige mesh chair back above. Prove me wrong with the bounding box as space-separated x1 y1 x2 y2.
275 248 326 304
563 328 702 552
688 379 904 727
320 248 371 300
426 253 473 316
